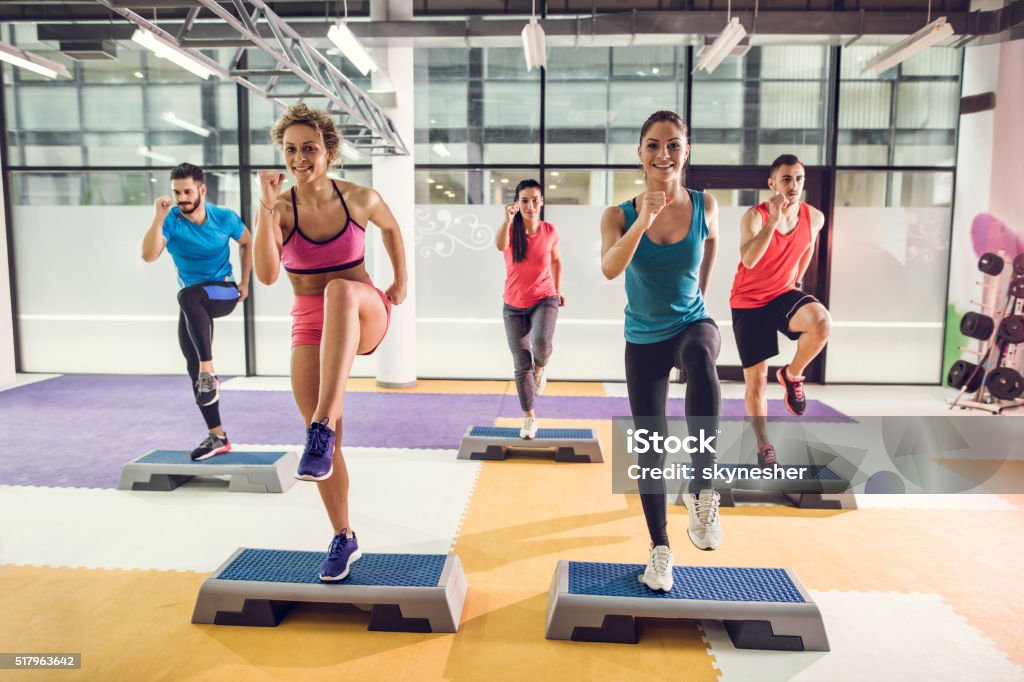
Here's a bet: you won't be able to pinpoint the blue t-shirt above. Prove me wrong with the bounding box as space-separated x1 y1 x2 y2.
621 189 709 344
162 203 245 288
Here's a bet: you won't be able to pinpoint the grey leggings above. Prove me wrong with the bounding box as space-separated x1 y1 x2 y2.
503 296 559 411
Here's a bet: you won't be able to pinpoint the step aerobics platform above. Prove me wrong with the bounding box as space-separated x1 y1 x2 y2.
192 548 466 633
546 560 828 651
457 426 603 462
118 450 299 493
671 463 856 510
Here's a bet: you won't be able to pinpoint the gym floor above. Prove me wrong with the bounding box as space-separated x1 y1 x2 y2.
1 374 1022 681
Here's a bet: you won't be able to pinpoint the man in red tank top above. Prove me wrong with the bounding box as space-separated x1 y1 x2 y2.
729 155 831 467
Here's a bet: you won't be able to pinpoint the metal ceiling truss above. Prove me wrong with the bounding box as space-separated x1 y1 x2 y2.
94 0 408 156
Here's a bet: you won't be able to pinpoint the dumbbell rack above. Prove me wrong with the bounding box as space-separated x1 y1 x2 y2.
948 250 1024 414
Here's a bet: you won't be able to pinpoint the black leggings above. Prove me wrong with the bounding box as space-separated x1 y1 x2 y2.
177 282 239 430
625 319 721 547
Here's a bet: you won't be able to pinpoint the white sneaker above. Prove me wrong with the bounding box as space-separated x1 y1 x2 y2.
534 367 547 396
520 416 539 439
638 545 674 592
682 489 722 551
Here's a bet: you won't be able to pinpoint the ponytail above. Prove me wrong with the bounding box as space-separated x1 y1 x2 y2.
510 178 543 264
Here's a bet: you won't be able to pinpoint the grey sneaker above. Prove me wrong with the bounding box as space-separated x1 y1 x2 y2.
195 371 220 407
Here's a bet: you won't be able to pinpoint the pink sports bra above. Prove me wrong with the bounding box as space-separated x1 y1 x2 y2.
280 181 366 274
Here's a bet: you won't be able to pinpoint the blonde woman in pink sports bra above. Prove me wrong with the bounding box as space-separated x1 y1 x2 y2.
254 103 408 582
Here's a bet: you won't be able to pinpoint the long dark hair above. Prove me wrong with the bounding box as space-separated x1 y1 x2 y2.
511 178 543 263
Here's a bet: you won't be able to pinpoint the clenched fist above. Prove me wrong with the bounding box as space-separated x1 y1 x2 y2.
637 191 672 228
258 170 286 204
154 196 173 217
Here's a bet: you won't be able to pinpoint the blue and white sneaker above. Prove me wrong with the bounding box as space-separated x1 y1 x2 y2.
319 531 362 582
296 417 335 481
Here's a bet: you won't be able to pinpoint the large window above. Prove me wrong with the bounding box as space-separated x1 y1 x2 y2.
692 46 830 165
838 46 961 166
3 23 965 383
414 48 541 167
3 26 237 169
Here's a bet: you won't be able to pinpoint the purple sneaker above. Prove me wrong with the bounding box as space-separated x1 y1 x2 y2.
319 531 362 582
296 417 335 481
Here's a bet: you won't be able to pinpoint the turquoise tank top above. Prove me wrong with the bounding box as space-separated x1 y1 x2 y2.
621 189 710 344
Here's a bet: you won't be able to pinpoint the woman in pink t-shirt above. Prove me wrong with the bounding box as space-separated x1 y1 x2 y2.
495 179 564 439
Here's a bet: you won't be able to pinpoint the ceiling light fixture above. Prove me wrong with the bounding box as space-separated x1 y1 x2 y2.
693 16 747 75
861 15 954 75
161 112 211 138
0 40 71 79
131 29 214 80
327 0 377 76
521 0 546 71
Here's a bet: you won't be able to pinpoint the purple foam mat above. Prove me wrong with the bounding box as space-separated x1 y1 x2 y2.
0 375 850 489
0 376 502 489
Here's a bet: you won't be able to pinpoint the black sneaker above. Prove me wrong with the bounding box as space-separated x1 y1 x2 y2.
190 432 231 461
776 365 806 416
196 372 220 407
757 444 777 468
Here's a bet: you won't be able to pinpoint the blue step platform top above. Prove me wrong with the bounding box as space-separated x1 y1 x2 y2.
567 561 805 603
217 549 447 587
136 450 290 466
468 426 594 439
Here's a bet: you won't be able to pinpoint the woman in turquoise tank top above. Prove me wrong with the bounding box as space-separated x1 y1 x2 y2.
600 110 723 593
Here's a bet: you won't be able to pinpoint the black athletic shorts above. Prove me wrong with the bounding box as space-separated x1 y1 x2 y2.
731 289 819 369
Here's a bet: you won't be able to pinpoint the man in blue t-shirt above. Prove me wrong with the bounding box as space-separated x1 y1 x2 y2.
141 163 252 461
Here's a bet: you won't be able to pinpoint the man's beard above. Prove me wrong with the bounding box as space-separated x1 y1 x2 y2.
178 199 202 214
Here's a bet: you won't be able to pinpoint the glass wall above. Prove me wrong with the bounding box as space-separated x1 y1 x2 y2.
838 46 961 166
692 46 830 165
4 20 964 383
827 171 953 382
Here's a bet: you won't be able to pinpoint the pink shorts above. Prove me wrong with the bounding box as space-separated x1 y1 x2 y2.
290 282 392 354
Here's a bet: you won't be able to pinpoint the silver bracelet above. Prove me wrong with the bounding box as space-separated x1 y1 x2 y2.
259 199 276 214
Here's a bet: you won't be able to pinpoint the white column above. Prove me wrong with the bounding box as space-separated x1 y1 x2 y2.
370 0 416 387
0 170 16 389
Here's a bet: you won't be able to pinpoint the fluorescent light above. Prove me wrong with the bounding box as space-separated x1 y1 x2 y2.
136 146 176 164
862 17 954 75
327 20 377 76
161 111 211 138
431 143 451 159
0 40 71 79
521 17 546 71
131 29 214 80
341 142 364 161
692 17 747 75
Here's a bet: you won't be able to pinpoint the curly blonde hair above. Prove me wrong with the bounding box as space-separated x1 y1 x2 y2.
270 103 341 165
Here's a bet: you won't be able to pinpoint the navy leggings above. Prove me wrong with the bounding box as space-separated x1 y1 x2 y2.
177 282 238 429
625 319 721 547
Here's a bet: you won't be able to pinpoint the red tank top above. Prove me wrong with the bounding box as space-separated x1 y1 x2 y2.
730 201 812 309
